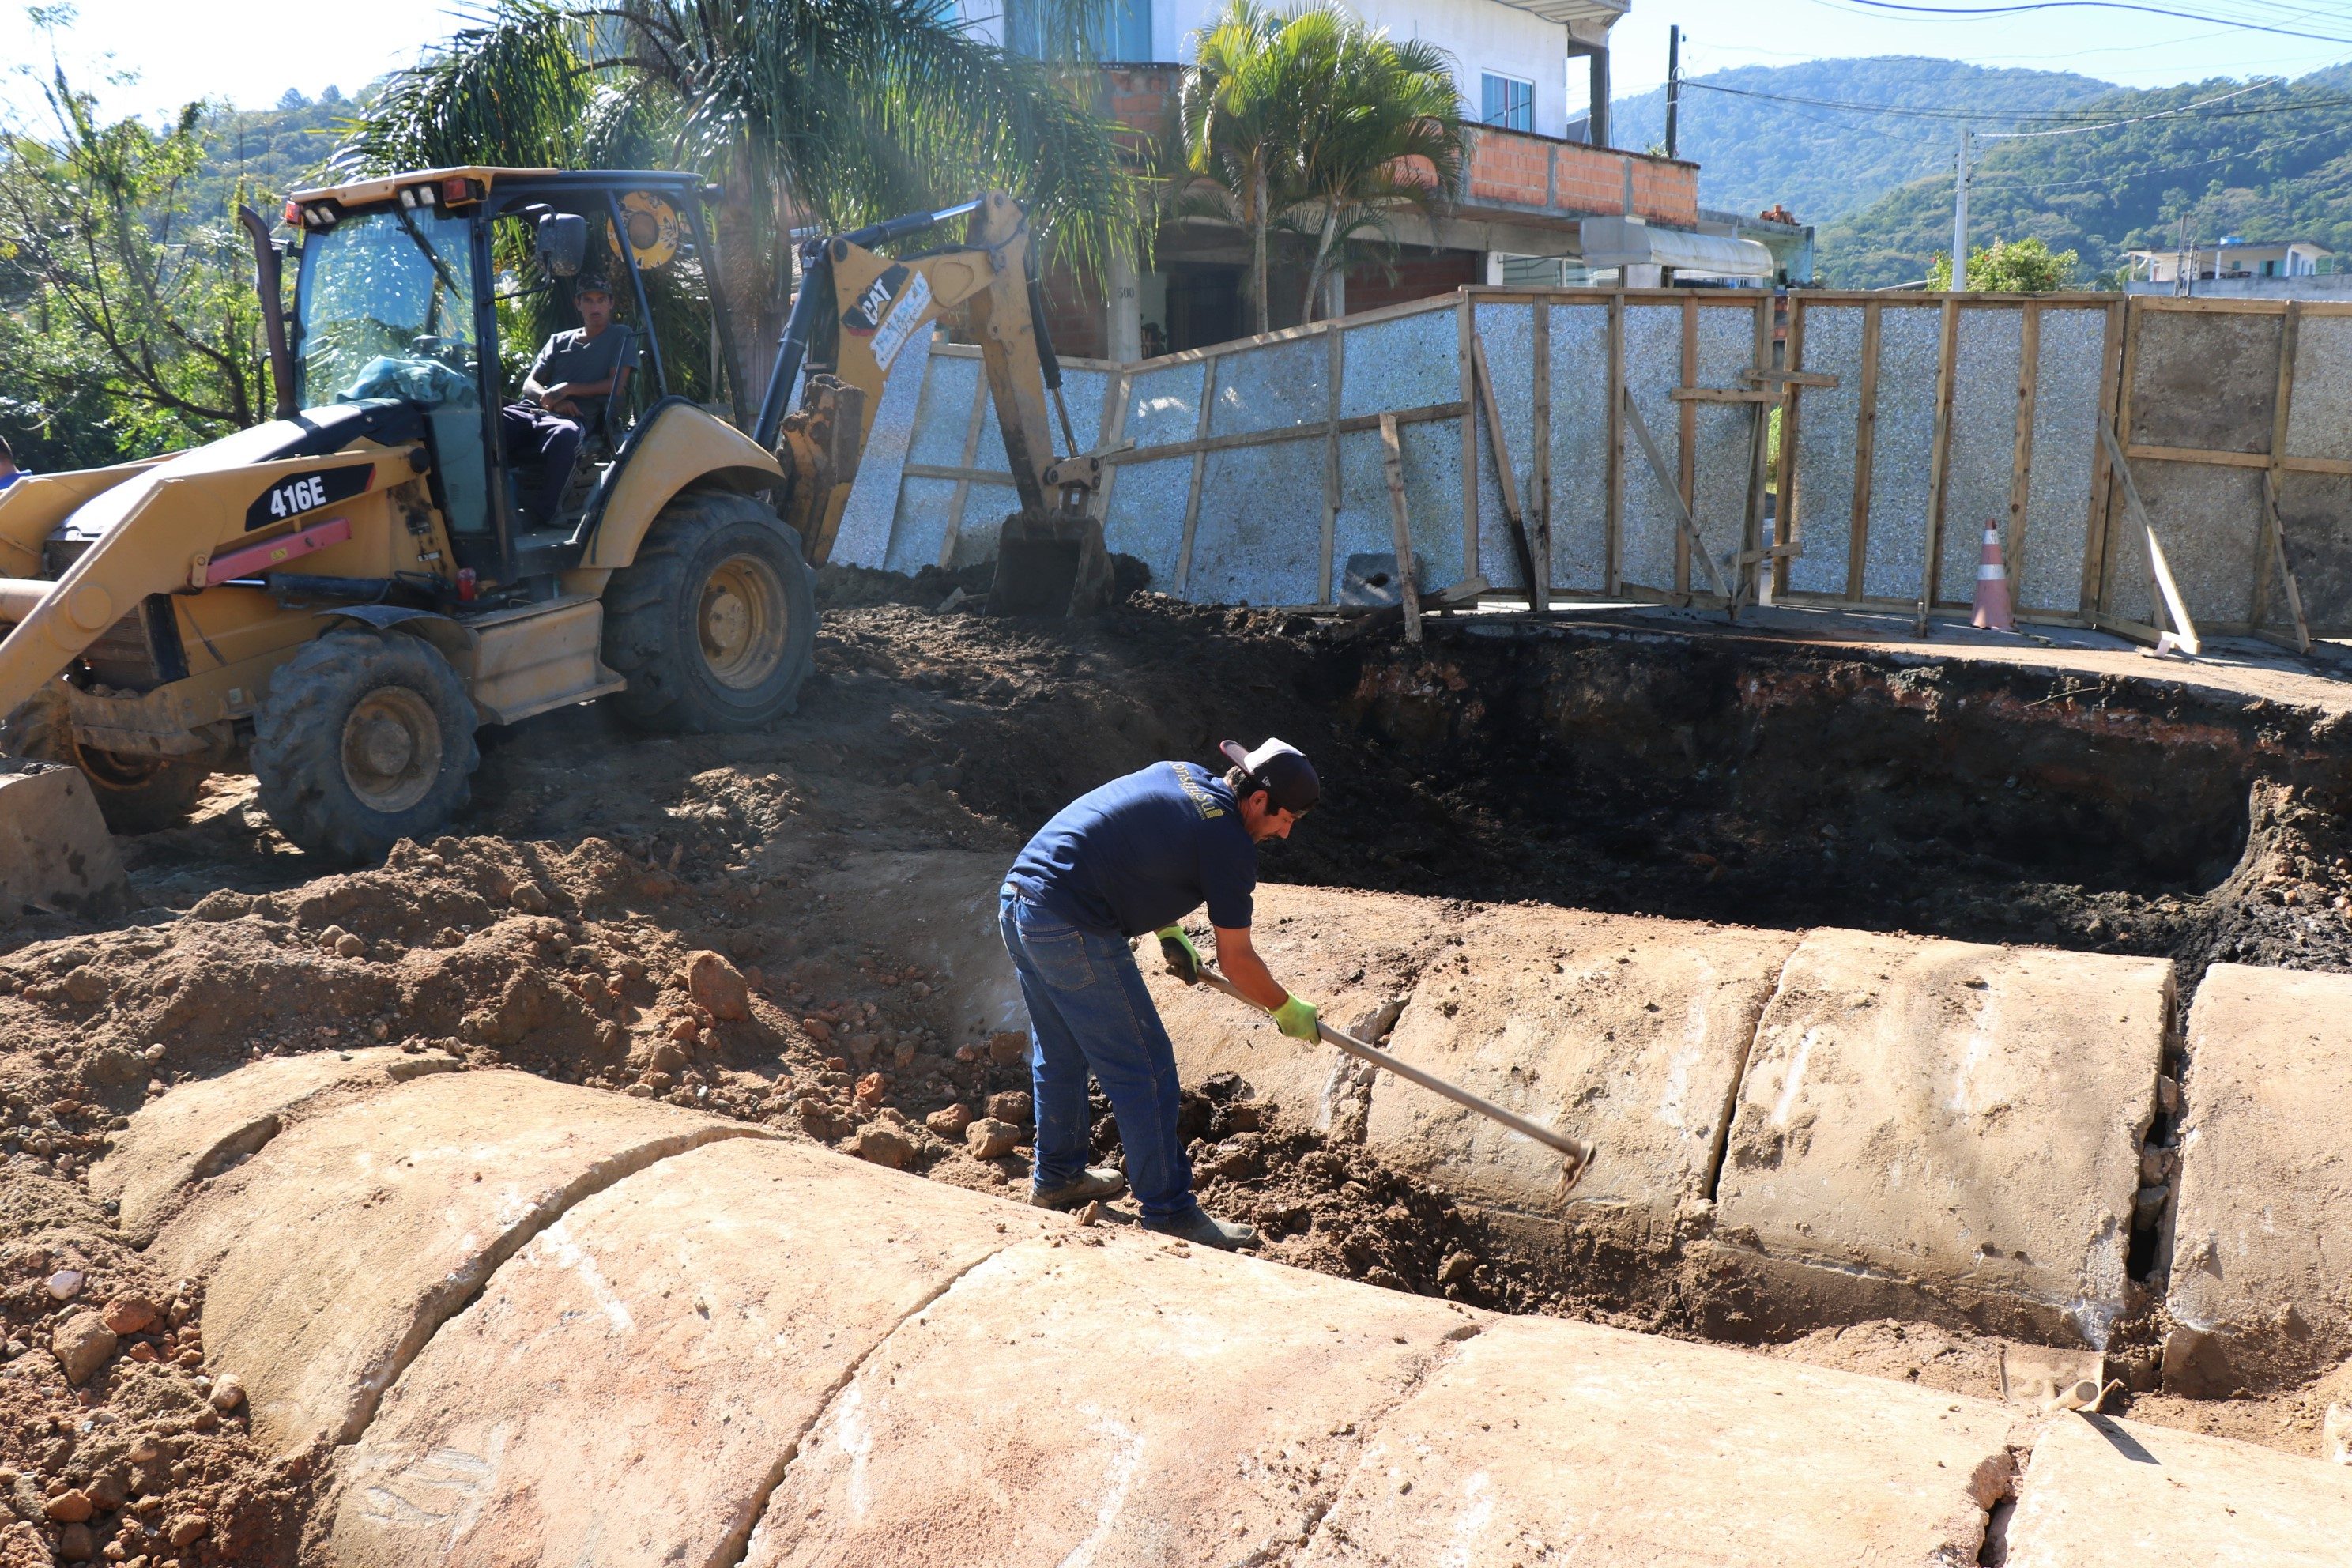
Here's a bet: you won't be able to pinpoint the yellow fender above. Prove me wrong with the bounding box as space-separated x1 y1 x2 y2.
562 401 785 594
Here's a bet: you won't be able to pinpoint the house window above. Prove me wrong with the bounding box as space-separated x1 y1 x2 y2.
1481 73 1534 131
2260 258 2278 277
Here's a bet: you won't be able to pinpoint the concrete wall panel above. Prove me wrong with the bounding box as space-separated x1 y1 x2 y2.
1365 908 1798 1249
149 1071 767 1456
1546 302 1614 594
328 1138 1042 1568
881 477 957 575
2019 307 2107 614
1338 307 1458 420
1124 360 1208 450
2128 309 2282 455
1938 308 2024 606
2164 964 2352 1394
2104 458 2260 627
1619 303 1687 592
1208 334 1328 439
830 330 933 568
2271 469 2352 634
1100 455 1194 590
1302 1315 2016 1566
1715 931 2170 1345
2284 311 2352 461
2004 1412 2352 1567
1689 304 1762 585
1184 439 1327 605
1861 305 1942 602
1473 302 1536 591
1786 304 1866 597
944 480 1020 570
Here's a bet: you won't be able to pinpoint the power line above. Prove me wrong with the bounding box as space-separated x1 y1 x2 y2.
1826 0 2352 45
1680 74 2352 123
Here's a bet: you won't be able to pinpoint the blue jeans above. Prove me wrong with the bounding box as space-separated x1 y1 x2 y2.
997 889 1196 1221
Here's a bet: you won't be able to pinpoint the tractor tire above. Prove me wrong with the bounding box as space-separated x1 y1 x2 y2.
601 489 816 733
0 680 212 834
251 630 479 864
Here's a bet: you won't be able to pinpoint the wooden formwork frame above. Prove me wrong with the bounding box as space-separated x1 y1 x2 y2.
894 288 2351 642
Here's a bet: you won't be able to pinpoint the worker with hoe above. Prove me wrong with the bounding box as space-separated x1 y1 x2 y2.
1000 739 1323 1250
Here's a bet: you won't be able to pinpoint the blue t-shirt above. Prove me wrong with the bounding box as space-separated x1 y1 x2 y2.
1005 762 1257 937
0 471 24 491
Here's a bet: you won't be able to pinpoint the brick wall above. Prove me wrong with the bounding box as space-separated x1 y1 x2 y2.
1463 130 1701 228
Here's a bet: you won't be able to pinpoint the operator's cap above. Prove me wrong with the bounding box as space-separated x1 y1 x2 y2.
573 273 615 299
1219 737 1320 815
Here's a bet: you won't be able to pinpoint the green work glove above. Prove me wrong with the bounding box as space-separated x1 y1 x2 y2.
1273 993 1321 1042
1156 925 1202 984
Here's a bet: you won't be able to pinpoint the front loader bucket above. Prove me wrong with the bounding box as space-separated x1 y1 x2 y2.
990 510 1111 617
0 759 128 918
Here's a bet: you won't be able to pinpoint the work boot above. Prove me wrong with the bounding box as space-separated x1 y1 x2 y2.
1030 1167 1127 1211
1140 1205 1259 1251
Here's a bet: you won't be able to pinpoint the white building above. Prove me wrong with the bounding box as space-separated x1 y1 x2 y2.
2127 240 2331 285
960 0 1627 146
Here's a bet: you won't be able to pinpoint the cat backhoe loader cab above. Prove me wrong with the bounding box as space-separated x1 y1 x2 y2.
0 174 1106 884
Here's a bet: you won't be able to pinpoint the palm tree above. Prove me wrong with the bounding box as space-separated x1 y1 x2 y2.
350 0 1144 416
1287 22 1465 322
1177 2 1464 336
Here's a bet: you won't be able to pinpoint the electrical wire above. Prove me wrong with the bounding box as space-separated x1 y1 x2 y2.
1679 74 2324 122
1824 0 2352 45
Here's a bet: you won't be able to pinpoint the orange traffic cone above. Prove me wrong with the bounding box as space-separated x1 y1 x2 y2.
1972 522 2015 632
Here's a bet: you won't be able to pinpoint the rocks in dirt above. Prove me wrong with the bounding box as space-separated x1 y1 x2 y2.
985 1090 1032 1125
336 933 367 959
50 1311 115 1385
926 1103 974 1138
61 967 107 1004
211 1373 246 1413
966 1118 1021 1159
685 952 751 1022
987 1031 1027 1065
100 1293 156 1335
55 1521 93 1562
510 882 550 914
43 1489 93 1522
846 1124 914 1170
854 1072 889 1108
802 1017 835 1046
166 1512 209 1548
2325 1403 2350 1464
44 1268 83 1300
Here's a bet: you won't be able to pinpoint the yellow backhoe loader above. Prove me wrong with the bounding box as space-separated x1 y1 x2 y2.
0 172 1107 895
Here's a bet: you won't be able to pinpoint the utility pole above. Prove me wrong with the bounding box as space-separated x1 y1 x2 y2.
1951 126 1970 291
1665 26 1681 160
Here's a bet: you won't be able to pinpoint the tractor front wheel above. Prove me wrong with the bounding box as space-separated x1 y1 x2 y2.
601 489 816 733
251 630 479 863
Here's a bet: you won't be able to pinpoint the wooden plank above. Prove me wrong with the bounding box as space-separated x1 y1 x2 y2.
1091 366 1133 527
1531 300 1553 612
2123 443 2271 469
1319 324 1343 606
1677 293 1698 597
1379 412 1422 645
2254 301 2301 635
906 462 1012 484
1919 294 1961 624
1459 297 1479 582
1847 300 1883 602
1471 332 1540 604
2082 299 2128 616
936 367 995 571
1101 399 1468 464
1606 290 1626 595
2006 300 2040 590
1745 368 1841 389
1173 358 1219 594
2261 470 2312 654
2099 420 2201 655
2280 454 2352 477
1771 296 1809 600
1741 294 1773 610
1622 386 1733 602
1669 386 1777 404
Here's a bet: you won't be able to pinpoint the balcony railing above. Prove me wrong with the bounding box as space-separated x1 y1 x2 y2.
1461 125 1698 228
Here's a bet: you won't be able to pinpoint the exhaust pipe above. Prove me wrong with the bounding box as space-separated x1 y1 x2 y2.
239 205 299 421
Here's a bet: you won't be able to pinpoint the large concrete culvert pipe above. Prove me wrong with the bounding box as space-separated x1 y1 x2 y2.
89 1056 2349 1566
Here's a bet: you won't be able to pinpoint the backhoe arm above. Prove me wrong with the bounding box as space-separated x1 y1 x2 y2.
762 191 1092 565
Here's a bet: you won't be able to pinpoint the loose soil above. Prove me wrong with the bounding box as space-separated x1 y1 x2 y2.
2 574 2348 1562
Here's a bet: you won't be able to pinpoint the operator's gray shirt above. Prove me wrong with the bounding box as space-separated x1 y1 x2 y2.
529 324 636 430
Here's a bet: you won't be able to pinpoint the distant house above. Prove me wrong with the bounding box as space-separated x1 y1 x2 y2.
956 0 1788 356
2124 241 2339 297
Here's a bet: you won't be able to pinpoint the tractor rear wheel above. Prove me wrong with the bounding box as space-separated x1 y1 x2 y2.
251 630 479 863
0 682 213 833
601 489 816 733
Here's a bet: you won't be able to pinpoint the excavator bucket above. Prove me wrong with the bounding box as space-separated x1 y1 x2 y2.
0 759 128 919
991 510 1112 617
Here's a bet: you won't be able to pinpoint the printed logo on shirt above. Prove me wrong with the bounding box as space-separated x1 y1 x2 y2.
1166 761 1223 819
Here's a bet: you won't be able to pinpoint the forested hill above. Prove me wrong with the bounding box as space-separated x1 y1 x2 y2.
187 89 362 218
1814 65 2352 288
1609 57 2114 227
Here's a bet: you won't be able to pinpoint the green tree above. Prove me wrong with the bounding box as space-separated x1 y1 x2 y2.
1285 9 1464 322
350 0 1144 415
0 60 270 457
1178 1 1308 336
1928 235 2080 292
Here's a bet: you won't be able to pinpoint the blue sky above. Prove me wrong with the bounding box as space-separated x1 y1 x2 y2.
12 0 2352 129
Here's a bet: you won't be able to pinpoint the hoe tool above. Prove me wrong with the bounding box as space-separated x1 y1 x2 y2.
1196 967 1593 1193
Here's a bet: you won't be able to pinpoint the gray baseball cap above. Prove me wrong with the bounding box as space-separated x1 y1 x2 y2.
1219 737 1319 814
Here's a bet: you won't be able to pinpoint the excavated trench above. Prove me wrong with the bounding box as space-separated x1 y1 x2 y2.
5 584 2351 1563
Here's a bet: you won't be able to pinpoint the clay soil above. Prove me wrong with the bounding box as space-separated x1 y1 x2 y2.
2 574 2350 1562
